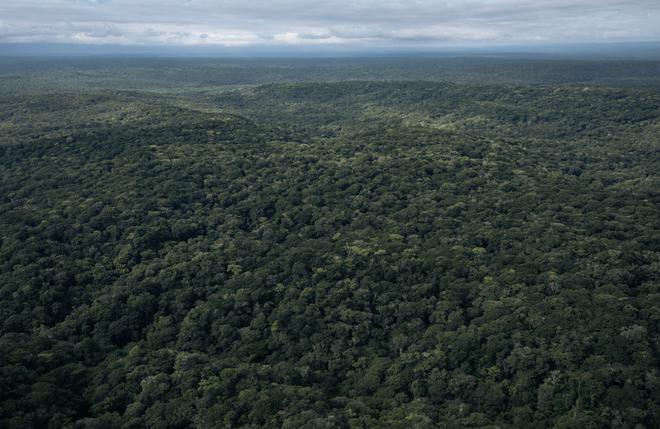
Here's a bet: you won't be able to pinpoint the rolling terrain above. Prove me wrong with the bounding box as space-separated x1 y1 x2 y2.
1 58 660 428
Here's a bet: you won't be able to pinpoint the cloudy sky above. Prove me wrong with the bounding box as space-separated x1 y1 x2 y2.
1 0 659 48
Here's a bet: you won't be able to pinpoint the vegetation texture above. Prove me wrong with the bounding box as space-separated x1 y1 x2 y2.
1 58 660 428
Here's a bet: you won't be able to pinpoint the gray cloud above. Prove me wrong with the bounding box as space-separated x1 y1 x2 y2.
0 0 659 46
80 22 124 38
297 33 333 40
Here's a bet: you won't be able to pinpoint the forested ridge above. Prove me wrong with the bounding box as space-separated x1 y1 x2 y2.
1 59 659 428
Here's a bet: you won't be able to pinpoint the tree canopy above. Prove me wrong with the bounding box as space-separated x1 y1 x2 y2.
1 58 659 428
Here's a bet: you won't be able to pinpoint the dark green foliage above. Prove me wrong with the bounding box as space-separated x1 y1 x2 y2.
1 59 659 428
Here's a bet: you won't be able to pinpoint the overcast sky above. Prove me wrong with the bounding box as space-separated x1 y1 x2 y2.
1 0 659 48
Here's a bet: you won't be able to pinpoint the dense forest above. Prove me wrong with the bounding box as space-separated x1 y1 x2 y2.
1 58 659 428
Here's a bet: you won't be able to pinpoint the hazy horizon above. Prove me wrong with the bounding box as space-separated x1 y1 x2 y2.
1 41 660 60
